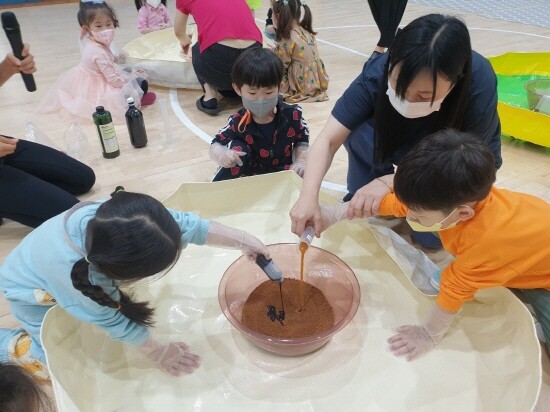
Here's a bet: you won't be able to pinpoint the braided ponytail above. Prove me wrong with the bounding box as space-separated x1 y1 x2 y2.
71 257 155 327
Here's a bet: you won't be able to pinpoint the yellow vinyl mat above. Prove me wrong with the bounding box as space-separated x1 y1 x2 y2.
42 172 541 411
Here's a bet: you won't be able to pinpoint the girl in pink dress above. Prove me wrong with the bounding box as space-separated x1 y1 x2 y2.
38 0 156 124
135 0 172 34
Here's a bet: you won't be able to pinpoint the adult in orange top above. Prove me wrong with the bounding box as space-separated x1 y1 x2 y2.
321 129 550 360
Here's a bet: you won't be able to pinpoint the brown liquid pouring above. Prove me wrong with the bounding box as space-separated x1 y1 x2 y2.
299 241 308 311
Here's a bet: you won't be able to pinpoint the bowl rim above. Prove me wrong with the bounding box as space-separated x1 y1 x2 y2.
218 243 361 345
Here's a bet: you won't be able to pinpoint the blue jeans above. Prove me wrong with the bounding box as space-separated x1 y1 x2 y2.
343 120 442 248
343 120 394 195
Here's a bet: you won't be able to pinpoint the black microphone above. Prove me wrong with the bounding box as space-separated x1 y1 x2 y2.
1 11 36 92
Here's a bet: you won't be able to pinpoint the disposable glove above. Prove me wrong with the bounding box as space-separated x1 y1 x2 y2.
209 143 246 168
319 202 350 232
138 336 200 376
206 221 270 260
290 147 308 177
387 304 457 361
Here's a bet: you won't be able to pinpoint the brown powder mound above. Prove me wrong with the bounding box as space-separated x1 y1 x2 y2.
242 278 334 339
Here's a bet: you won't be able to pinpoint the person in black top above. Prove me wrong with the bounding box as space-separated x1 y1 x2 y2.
0 44 95 228
210 47 309 181
367 0 408 58
290 14 501 238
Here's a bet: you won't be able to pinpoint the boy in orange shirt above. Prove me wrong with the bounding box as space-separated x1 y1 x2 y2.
322 129 550 360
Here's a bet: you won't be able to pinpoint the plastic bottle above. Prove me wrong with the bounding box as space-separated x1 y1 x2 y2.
125 97 148 148
255 255 284 283
63 120 88 160
92 106 120 159
299 226 315 247
159 98 174 146
24 122 59 149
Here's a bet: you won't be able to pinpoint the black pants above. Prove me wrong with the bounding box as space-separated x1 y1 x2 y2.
0 139 95 228
368 0 408 48
192 42 261 93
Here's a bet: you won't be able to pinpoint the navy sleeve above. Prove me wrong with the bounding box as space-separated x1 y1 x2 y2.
293 105 309 147
463 52 502 169
331 54 386 131
212 114 243 145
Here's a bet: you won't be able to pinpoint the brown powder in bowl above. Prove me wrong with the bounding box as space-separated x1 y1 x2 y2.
242 278 334 339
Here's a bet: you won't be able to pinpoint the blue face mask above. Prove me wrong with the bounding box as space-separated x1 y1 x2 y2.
241 95 278 118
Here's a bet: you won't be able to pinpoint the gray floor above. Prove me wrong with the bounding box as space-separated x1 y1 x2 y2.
410 0 550 29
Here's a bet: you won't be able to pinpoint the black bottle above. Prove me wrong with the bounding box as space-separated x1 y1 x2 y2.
92 106 120 159
125 97 148 148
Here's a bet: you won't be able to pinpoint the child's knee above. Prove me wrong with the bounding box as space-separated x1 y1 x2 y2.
7 332 49 381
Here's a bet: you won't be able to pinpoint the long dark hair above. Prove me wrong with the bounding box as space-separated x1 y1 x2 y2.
271 0 316 41
374 14 472 163
78 0 119 27
70 190 182 327
134 0 167 11
0 362 53 412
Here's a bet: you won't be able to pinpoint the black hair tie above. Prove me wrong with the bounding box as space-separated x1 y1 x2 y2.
110 186 125 197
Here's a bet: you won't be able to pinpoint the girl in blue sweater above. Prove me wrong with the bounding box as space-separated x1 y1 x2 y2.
0 189 268 380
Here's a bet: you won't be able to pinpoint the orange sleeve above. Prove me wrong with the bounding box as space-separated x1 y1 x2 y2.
436 262 478 312
436 258 519 312
378 193 408 217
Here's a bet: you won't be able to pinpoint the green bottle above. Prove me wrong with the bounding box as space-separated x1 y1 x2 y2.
92 106 120 159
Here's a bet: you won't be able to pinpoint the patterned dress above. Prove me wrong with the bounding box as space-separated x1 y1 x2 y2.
275 26 329 103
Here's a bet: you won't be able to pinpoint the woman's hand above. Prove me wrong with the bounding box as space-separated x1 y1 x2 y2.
347 175 394 219
0 44 36 86
290 115 351 236
180 33 192 55
0 135 17 158
290 194 322 237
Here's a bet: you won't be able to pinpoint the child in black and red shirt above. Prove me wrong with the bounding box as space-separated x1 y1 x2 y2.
209 47 309 181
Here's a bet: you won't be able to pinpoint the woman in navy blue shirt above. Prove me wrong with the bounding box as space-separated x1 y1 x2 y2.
290 14 501 237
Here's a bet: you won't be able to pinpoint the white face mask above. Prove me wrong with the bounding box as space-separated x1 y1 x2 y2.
386 80 451 119
147 0 161 8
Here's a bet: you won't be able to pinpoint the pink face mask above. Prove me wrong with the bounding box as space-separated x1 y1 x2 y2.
90 28 115 46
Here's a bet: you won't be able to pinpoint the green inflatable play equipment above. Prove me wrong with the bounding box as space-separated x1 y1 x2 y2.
489 52 550 148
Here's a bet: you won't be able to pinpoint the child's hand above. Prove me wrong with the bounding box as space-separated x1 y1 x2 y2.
290 159 306 177
239 231 270 261
347 175 394 219
387 325 435 361
387 304 457 361
116 50 128 64
139 338 200 376
209 143 246 168
319 203 350 232
290 147 307 177
206 221 271 261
